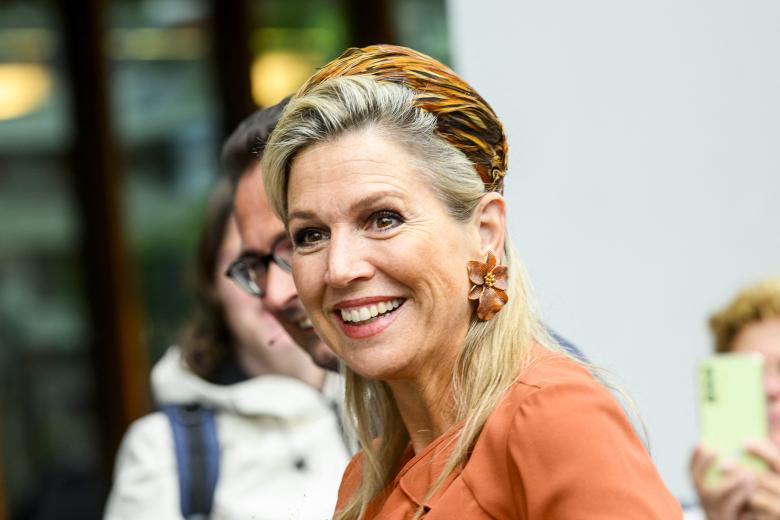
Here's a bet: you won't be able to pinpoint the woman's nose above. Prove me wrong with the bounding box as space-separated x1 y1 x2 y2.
325 233 374 288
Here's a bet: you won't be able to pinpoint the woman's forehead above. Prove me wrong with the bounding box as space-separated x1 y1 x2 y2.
293 128 409 168
287 173 419 224
288 132 423 203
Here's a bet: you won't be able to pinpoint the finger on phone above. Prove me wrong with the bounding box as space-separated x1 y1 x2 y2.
691 445 718 484
720 472 758 515
745 440 780 472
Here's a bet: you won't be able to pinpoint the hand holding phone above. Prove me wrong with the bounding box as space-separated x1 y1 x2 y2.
698 353 769 485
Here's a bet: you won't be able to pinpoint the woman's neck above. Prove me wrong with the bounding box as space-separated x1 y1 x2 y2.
388 358 457 454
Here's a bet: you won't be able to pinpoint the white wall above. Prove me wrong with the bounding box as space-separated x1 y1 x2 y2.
447 0 780 502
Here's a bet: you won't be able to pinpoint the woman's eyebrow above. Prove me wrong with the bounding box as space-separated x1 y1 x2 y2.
349 191 403 214
288 190 404 224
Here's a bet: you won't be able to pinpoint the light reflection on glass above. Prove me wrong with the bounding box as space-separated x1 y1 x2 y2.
250 50 317 107
0 63 52 120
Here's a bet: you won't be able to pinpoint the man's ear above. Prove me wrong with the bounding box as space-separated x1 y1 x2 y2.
472 192 506 261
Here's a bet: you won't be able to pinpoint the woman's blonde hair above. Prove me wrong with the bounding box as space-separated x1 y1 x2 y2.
262 74 572 519
262 47 633 519
711 276 780 353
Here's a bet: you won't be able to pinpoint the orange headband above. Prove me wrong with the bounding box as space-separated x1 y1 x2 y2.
298 44 508 193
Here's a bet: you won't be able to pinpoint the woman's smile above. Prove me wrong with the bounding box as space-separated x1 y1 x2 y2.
333 297 407 339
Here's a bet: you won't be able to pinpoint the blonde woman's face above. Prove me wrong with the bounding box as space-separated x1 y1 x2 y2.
732 318 780 445
286 128 481 381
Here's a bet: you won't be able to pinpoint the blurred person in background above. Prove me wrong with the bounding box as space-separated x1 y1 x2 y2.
689 276 780 520
104 178 350 520
222 99 341 373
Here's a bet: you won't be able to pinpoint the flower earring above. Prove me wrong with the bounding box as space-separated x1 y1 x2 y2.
467 251 509 321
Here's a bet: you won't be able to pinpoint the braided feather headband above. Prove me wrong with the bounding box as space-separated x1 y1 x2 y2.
297 44 509 194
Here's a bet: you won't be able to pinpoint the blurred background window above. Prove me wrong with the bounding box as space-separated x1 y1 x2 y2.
0 0 449 518
108 0 221 363
249 0 349 107
0 0 102 518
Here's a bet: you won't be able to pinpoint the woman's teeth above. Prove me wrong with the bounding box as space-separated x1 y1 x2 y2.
340 299 402 324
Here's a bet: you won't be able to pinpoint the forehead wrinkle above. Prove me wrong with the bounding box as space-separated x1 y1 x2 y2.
346 189 406 216
288 168 411 223
290 130 414 183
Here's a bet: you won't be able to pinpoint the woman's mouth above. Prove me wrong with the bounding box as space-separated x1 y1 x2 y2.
335 298 405 339
339 298 403 324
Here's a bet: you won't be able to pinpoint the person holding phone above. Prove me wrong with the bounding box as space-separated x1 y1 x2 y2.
690 276 780 519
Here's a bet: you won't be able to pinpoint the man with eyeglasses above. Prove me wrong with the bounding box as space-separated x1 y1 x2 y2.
104 103 351 520
222 98 339 372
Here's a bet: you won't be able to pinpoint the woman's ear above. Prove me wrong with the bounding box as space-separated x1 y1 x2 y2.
472 192 506 261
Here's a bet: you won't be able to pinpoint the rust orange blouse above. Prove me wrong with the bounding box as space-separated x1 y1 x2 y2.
335 347 682 519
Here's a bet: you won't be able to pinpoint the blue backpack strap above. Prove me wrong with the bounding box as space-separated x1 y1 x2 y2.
161 404 220 520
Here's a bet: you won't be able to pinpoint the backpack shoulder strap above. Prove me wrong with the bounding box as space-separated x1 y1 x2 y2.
161 404 220 520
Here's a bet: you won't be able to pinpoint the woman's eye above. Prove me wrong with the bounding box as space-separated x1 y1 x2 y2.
293 228 328 247
369 210 403 231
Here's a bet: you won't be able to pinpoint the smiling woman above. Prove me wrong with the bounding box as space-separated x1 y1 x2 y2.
262 45 683 519
286 128 478 382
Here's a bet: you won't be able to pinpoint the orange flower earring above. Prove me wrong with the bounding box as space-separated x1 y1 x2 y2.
467 251 509 321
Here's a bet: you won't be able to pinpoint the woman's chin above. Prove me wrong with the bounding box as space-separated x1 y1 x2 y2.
343 362 394 381
341 355 418 382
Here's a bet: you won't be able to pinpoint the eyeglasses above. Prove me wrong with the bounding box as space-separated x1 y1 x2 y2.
225 236 293 297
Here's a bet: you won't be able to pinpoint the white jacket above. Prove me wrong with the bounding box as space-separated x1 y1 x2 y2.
104 347 350 520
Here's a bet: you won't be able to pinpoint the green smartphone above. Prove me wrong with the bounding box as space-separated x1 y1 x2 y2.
698 353 769 485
